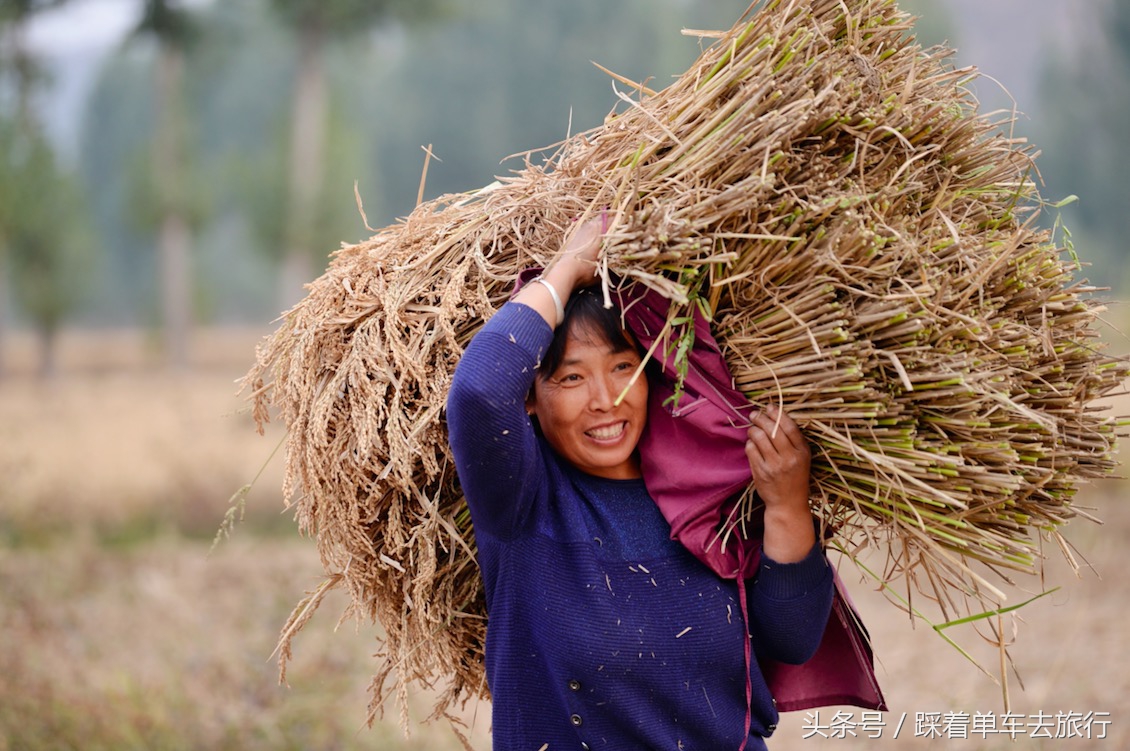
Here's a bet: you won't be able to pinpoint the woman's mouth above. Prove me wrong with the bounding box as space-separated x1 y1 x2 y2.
585 421 627 442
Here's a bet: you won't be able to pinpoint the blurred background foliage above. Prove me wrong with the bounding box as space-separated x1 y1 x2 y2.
0 0 1126 374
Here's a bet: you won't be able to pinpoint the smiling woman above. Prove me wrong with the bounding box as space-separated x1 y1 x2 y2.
524 287 649 480
445 217 841 751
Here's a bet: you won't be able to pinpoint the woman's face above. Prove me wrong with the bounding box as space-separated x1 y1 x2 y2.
528 323 649 480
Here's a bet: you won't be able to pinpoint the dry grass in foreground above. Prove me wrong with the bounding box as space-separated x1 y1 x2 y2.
0 536 491 751
1 516 1124 750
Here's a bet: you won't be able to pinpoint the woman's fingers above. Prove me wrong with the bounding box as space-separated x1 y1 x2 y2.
748 404 807 453
745 405 811 510
745 426 809 472
550 217 605 291
563 217 604 264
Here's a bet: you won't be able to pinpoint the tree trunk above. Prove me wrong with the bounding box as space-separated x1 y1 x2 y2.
0 20 34 381
159 209 192 367
36 319 58 381
154 40 193 370
0 245 8 379
279 20 328 309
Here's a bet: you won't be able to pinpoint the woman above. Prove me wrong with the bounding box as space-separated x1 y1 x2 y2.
447 218 834 750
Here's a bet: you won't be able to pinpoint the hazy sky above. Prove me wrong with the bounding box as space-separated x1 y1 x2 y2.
940 0 1095 111
26 0 138 54
24 0 139 158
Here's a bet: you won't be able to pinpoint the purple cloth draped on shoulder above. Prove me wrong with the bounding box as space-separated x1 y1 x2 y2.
514 269 886 713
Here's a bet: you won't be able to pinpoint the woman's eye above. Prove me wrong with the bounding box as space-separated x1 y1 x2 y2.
560 373 582 383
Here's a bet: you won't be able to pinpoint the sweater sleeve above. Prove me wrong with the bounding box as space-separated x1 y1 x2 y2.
447 302 554 538
746 542 834 665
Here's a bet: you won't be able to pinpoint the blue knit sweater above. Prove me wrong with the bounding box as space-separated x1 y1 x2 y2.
447 302 834 750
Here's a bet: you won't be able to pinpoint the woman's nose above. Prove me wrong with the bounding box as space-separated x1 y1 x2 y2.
588 375 615 411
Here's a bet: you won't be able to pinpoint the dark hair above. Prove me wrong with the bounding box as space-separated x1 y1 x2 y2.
538 286 642 377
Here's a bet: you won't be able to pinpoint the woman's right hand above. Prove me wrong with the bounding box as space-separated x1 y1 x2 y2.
550 214 606 292
514 213 607 328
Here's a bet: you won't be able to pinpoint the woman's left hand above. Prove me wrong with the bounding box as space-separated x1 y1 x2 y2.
745 404 816 563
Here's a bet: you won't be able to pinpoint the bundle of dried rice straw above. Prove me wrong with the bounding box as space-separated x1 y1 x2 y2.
241 0 1127 728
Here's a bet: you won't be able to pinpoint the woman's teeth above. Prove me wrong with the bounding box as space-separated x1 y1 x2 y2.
587 422 625 440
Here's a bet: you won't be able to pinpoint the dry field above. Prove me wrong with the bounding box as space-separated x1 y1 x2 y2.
0 326 1127 749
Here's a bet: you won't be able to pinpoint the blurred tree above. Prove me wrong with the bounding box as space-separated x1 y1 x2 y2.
132 0 203 369
0 0 83 377
237 88 366 290
0 1 59 116
266 0 451 307
1035 1 1130 290
80 0 288 327
1 121 93 377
